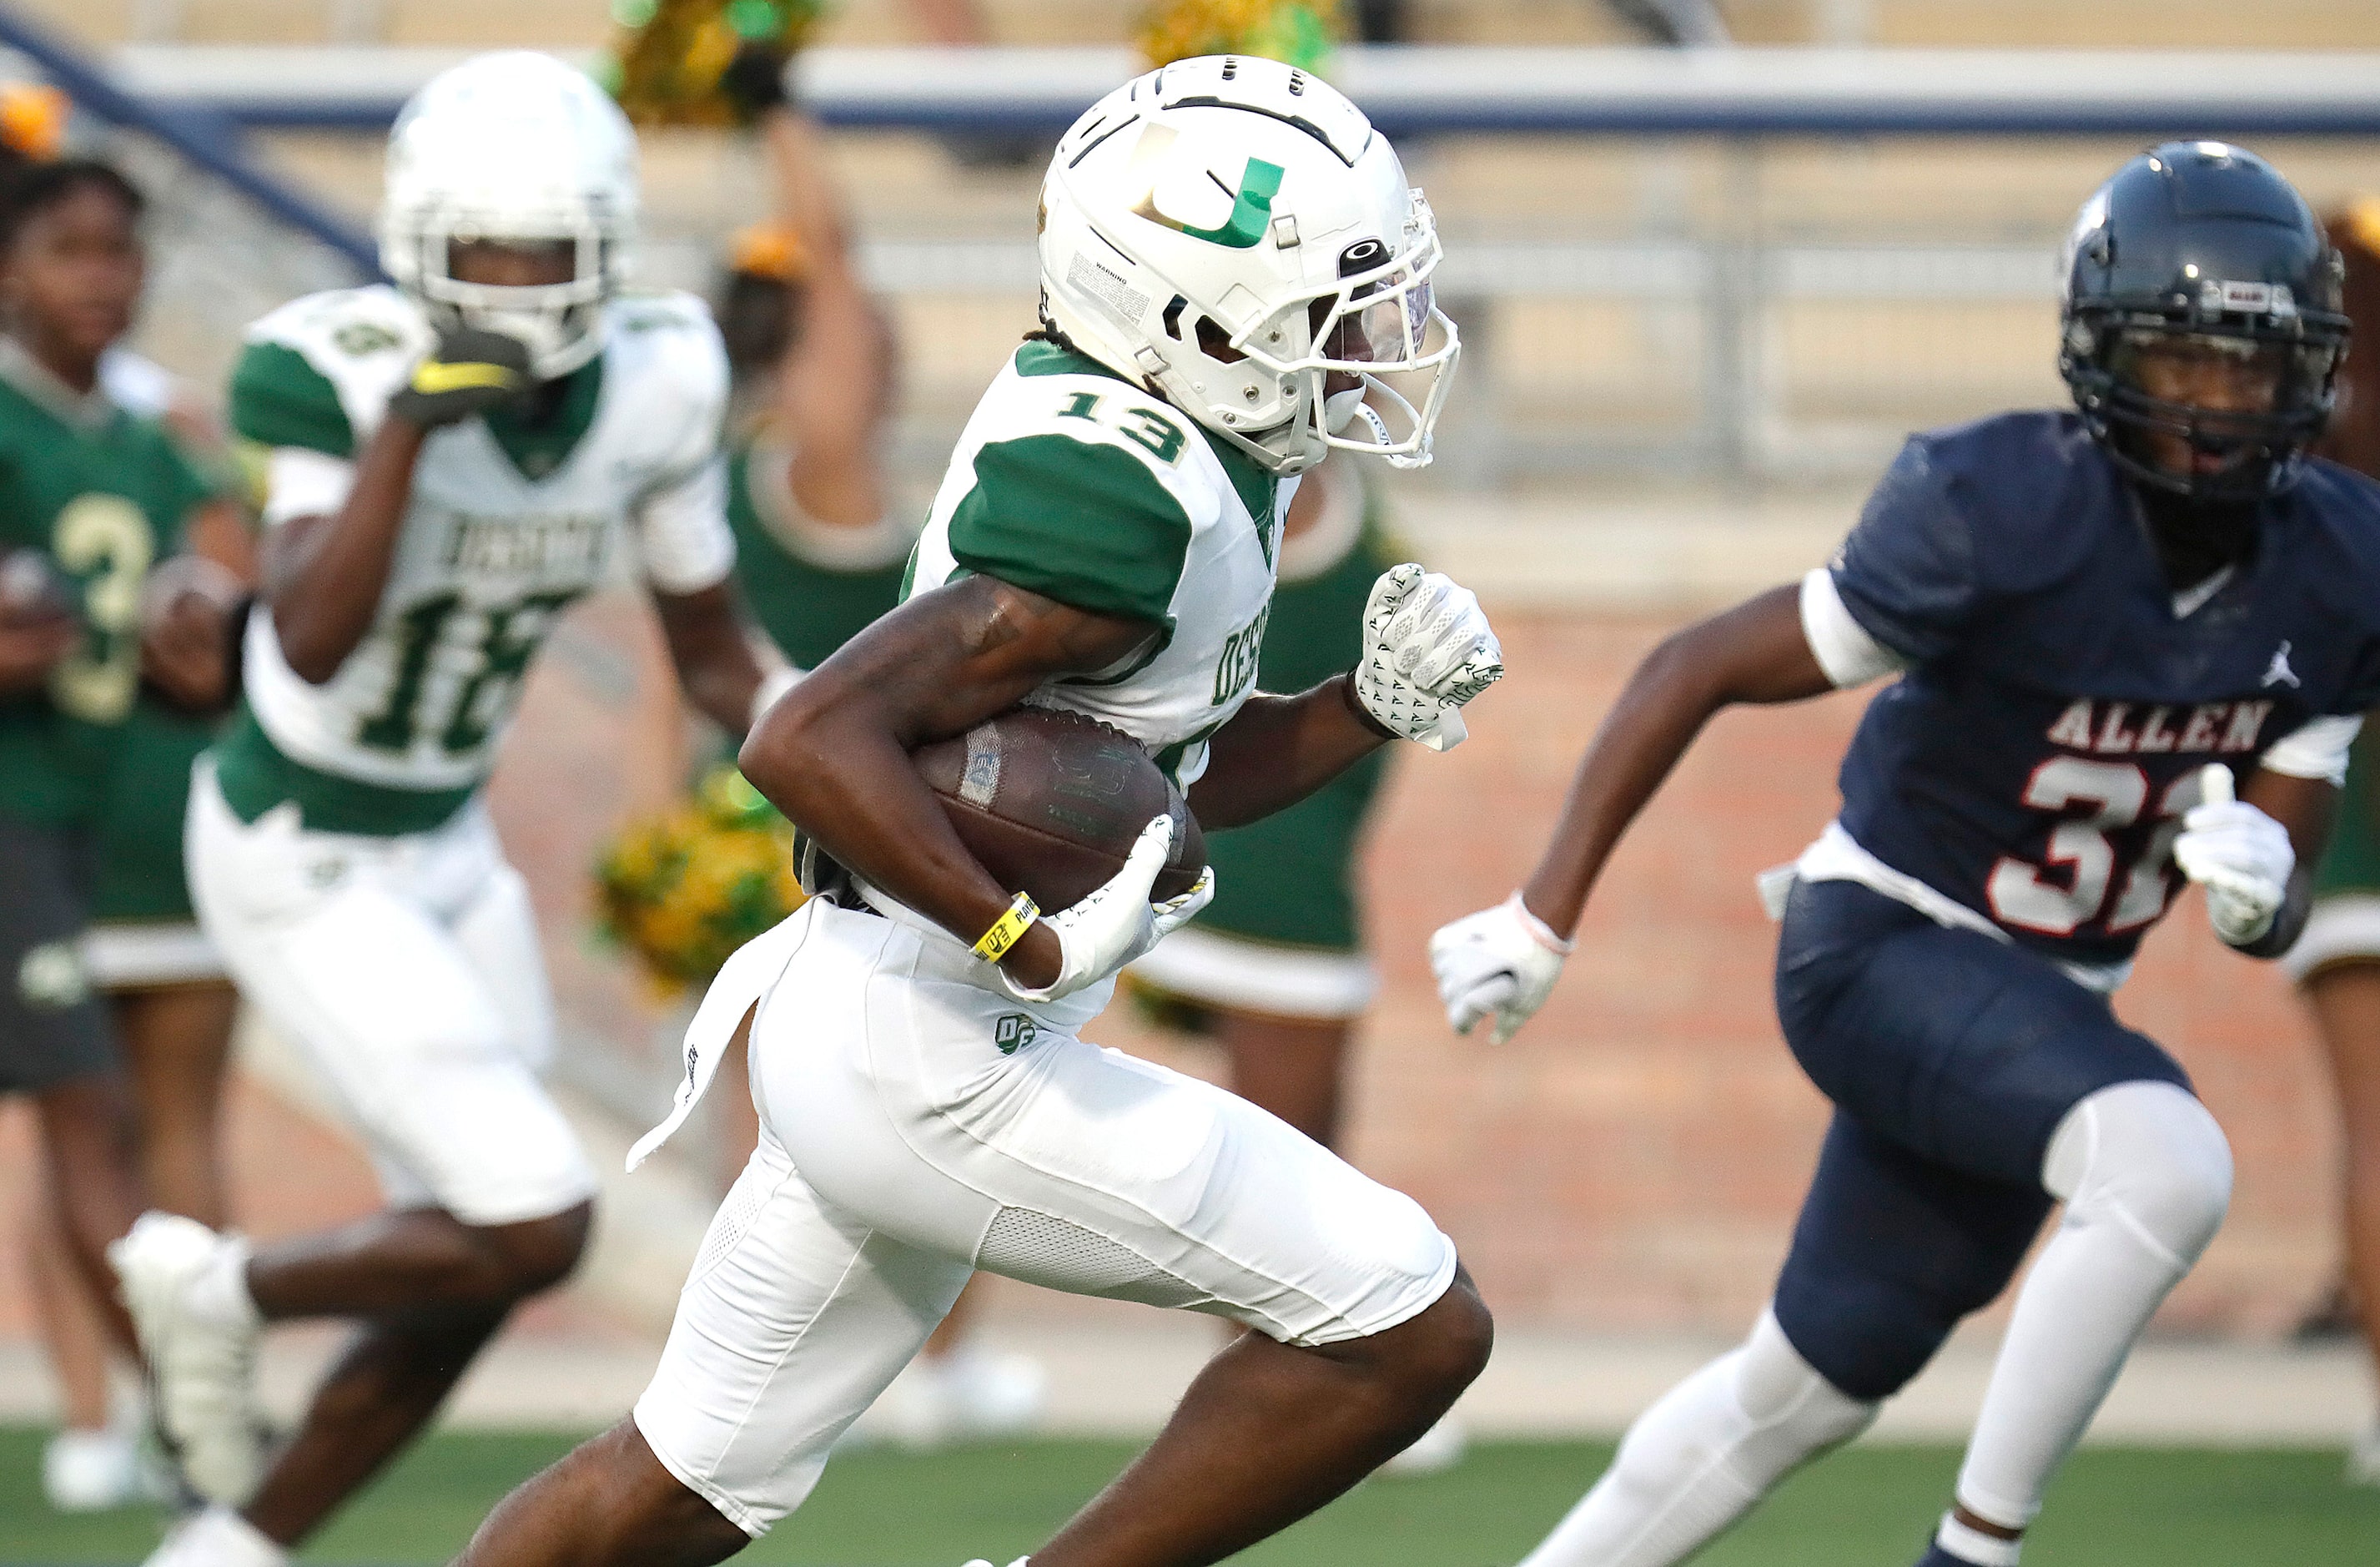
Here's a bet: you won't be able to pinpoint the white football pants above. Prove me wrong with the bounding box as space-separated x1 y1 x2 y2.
631 897 1458 1537
185 762 596 1227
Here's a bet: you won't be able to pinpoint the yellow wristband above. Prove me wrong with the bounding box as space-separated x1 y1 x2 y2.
972 892 1041 963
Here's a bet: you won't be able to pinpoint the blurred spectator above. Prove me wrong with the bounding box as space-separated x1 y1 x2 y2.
0 153 250 1509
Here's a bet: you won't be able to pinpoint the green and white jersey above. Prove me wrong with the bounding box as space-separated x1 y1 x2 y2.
905 339 1288 787
219 285 735 834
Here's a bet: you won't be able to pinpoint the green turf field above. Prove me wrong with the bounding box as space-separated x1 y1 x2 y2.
3 1428 2374 1565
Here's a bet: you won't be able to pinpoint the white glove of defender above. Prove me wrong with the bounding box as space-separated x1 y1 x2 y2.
1352 564 1504 752
1430 891 1575 1045
997 816 1215 1004
2172 763 2293 948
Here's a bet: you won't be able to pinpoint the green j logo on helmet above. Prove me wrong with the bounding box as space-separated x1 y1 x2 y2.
1137 156 1286 249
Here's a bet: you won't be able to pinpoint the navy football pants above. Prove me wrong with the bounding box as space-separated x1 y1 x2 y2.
1768 878 2189 1402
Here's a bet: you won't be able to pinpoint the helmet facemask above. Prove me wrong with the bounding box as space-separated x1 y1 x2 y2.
2070 316 2344 502
393 219 618 381
1210 212 1461 472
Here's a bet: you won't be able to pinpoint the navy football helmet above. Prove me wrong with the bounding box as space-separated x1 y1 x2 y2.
2060 142 2349 502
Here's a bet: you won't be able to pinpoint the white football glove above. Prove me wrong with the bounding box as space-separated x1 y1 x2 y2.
1351 564 1504 752
2172 764 2293 948
1430 891 1575 1045
997 815 1215 1004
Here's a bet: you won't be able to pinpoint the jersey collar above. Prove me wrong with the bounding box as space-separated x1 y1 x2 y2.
0 335 119 434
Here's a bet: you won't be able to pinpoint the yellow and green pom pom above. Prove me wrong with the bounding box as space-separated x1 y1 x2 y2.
1135 0 1343 73
594 764 804 993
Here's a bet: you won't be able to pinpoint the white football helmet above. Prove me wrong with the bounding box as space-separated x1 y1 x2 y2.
380 51 638 380
1039 55 1458 476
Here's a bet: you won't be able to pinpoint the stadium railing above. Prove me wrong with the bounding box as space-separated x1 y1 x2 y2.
90 43 2380 487
18 34 2380 490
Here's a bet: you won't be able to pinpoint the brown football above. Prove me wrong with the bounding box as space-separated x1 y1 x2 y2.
912 707 1206 912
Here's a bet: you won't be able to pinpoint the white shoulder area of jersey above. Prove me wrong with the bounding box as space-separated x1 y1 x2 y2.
603 292 727 386
243 283 430 423
601 291 728 441
972 356 1233 527
245 283 430 362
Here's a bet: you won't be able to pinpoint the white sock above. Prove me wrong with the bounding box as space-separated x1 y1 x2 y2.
1935 1512 2022 1566
186 1232 262 1333
1954 1081 2231 1528
1519 1311 1877 1567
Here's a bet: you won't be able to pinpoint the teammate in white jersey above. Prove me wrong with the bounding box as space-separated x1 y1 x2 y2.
454 56 1501 1567
108 53 790 1566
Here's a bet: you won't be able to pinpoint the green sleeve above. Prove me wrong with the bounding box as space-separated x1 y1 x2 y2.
229 340 354 458
948 434 1193 625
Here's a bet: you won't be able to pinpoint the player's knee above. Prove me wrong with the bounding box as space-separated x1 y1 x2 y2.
2047 1081 2232 1268
484 1201 594 1298
1732 1311 1878 1456
1391 1271 1494 1400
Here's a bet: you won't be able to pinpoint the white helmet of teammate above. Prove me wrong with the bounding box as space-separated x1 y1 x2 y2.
380 51 638 380
1039 55 1458 475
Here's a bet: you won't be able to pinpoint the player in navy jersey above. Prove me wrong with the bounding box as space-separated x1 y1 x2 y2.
1432 142 2376 1567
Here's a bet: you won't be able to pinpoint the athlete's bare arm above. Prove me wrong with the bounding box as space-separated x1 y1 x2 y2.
2237 767 2337 958
260 418 426 683
651 580 777 736
1521 583 1832 938
0 595 78 694
760 106 893 530
140 496 260 712
741 573 1155 990
1189 678 1390 829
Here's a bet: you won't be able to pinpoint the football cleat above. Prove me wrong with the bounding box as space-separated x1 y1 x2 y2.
110 1212 267 1506
861 1345 1049 1450
141 1504 289 1567
42 1425 146 1512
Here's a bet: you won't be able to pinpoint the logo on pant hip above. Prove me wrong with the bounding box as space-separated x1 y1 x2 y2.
994 1013 1039 1056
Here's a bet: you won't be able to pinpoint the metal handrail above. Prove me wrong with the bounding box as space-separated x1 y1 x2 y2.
104 43 2380 139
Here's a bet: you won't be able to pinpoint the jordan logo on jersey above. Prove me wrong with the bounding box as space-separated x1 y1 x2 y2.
2042 698 2275 757
2262 641 2300 689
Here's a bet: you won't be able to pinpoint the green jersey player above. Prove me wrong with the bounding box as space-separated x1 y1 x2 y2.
454 55 1503 1567
110 52 789 1567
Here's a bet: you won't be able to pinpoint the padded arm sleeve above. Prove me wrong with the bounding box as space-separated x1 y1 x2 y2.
260 447 356 528
2260 713 2362 786
637 455 737 595
1799 567 1908 688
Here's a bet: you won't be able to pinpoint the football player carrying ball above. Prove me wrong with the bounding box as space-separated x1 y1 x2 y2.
452 55 1504 1567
